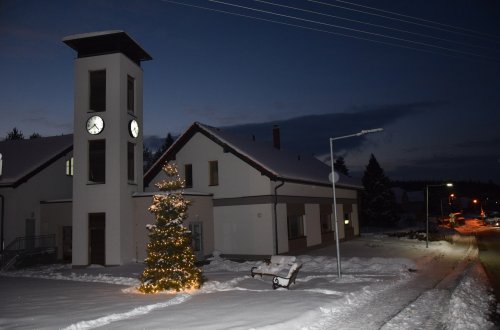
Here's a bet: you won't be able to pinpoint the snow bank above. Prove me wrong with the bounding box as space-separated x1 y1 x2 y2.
443 262 495 329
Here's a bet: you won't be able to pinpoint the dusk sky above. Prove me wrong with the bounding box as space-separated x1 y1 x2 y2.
1 0 499 183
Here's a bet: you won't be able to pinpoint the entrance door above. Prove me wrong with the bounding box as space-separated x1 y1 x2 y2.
189 222 203 261
62 226 72 263
88 213 105 265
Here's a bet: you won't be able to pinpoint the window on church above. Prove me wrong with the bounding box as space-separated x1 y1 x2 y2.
184 164 193 188
65 157 74 176
209 160 218 186
88 140 105 183
89 70 106 112
128 142 135 182
127 75 135 113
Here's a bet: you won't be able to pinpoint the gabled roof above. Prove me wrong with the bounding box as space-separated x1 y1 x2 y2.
144 122 362 189
0 135 73 188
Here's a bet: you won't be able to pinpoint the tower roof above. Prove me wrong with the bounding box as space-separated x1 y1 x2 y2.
63 30 152 65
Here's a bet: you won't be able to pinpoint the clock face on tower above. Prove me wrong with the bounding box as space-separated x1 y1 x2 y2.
86 115 104 135
129 119 139 138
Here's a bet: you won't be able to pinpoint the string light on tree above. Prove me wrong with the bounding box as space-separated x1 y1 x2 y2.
138 162 203 293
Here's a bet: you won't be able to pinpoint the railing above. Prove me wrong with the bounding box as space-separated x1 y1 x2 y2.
3 234 55 252
0 234 56 271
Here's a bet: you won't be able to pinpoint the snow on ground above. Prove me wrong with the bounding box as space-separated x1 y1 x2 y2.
0 234 495 330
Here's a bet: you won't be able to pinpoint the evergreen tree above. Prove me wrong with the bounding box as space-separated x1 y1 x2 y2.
361 154 399 227
143 145 154 173
334 156 350 177
149 133 175 169
29 132 41 139
139 162 202 293
6 127 24 140
156 133 175 158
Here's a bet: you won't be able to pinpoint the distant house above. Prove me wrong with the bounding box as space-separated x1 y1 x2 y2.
145 122 362 256
0 135 73 253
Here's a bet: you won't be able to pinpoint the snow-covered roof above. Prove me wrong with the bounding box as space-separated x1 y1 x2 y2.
145 122 362 189
0 135 73 188
63 30 152 65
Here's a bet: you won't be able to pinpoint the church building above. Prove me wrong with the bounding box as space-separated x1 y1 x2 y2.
0 31 361 269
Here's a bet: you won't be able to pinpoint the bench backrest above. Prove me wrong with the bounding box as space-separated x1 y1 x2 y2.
270 255 296 265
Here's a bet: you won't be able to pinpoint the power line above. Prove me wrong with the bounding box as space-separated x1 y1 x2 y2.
331 0 500 41
252 0 499 53
162 0 499 63
206 0 499 61
309 0 500 43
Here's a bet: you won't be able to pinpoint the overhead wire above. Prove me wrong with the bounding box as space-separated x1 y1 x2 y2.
308 0 500 43
205 0 499 61
162 0 500 63
251 0 500 53
331 0 500 41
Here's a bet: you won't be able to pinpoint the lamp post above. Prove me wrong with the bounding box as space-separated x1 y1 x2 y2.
426 182 453 248
330 128 383 278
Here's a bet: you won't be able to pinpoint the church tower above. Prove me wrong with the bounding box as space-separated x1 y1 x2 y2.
63 31 152 266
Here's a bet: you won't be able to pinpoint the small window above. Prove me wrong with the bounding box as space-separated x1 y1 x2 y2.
127 75 135 113
185 164 193 188
65 157 74 176
89 70 106 112
88 140 105 183
127 142 135 182
344 212 351 226
209 161 218 186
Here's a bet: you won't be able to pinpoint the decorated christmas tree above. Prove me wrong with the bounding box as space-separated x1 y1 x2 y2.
139 162 202 293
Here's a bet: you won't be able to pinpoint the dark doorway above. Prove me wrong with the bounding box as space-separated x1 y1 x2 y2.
88 213 105 265
62 226 72 263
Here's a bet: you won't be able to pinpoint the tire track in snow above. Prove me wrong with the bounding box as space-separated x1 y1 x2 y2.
381 237 477 329
61 293 192 330
310 237 476 329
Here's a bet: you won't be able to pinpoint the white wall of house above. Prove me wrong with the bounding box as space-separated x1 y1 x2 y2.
276 203 288 254
40 201 72 260
305 204 321 247
148 133 271 198
1 154 72 249
213 204 274 255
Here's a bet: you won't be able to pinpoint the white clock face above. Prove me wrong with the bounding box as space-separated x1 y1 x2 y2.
86 115 104 135
129 119 139 138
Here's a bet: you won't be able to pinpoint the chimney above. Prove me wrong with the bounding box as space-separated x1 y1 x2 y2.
272 125 280 150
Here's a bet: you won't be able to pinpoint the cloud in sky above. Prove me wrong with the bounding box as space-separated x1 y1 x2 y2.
222 101 444 154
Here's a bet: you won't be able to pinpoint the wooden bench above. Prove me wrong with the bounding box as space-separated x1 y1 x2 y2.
250 255 296 278
272 263 302 290
250 255 302 289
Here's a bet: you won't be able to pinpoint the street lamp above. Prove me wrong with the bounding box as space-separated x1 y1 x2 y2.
426 182 453 248
329 128 384 278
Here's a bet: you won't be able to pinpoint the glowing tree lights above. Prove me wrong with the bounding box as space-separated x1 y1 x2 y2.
138 162 202 293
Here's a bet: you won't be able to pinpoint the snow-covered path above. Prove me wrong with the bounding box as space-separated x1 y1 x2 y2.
0 234 495 329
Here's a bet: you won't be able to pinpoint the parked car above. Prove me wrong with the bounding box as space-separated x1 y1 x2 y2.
485 211 500 227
